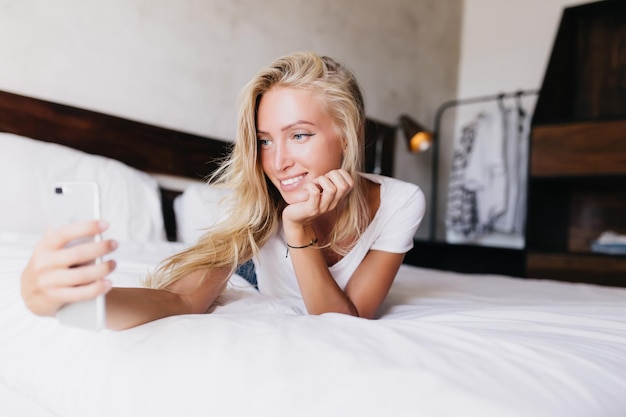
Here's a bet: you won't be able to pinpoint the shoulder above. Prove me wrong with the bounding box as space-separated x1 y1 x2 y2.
359 173 422 198
360 173 425 219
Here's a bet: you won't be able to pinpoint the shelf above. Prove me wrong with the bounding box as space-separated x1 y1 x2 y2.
569 188 626 252
527 252 626 287
525 1 626 288
531 120 626 176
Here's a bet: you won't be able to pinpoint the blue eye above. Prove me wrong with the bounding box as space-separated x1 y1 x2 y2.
293 133 314 141
258 138 271 147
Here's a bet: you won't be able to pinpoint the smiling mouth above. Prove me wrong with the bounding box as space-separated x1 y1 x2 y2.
280 174 305 187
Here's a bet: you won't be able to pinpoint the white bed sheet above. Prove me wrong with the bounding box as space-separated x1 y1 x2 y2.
0 383 57 417
1 231 626 417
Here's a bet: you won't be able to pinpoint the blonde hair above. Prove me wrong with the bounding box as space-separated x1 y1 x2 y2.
145 51 370 289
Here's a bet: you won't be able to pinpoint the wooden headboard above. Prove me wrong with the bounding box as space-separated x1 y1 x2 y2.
0 89 232 180
0 89 396 240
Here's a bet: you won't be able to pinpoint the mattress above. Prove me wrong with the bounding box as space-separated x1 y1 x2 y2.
1 231 626 417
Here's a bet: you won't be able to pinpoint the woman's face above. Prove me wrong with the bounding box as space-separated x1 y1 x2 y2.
257 87 344 204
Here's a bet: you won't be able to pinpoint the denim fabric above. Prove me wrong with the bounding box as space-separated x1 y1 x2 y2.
235 260 257 288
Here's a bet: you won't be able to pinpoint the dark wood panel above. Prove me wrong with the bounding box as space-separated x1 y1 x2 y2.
0 89 232 180
0 89 393 181
527 252 626 287
531 120 626 176
533 1 626 124
574 7 626 120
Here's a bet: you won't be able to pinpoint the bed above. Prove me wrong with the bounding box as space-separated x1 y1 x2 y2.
1 89 626 417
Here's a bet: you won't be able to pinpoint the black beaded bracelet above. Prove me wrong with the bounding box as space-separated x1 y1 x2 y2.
285 237 318 257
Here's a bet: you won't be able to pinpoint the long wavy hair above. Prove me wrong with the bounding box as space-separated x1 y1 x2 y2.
144 51 370 290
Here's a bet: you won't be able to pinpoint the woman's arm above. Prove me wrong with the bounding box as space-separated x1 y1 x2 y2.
282 170 404 318
344 250 405 319
105 268 227 330
21 220 227 331
285 229 359 316
286 235 404 318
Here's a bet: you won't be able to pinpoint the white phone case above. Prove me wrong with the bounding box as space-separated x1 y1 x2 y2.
51 181 106 331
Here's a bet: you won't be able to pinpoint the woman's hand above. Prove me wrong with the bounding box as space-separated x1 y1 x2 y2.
20 220 117 317
282 169 354 227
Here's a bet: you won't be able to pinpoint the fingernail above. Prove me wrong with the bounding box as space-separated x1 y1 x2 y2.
99 220 109 230
110 240 118 250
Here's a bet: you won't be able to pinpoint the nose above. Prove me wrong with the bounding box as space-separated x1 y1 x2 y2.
272 141 293 171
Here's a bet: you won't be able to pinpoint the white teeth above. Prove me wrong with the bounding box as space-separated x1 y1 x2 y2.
281 175 304 186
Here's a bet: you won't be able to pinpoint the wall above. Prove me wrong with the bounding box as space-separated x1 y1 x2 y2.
0 0 461 140
434 0 592 243
457 0 590 99
0 0 463 238
0 0 599 244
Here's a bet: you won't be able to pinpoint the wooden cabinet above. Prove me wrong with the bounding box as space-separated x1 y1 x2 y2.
531 121 626 176
526 1 626 287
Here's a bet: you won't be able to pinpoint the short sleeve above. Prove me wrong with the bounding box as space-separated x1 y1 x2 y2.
370 181 426 253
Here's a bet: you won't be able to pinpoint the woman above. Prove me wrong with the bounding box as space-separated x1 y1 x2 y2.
21 52 425 330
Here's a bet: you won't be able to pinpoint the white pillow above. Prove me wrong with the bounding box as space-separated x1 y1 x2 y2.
0 132 166 242
173 183 233 245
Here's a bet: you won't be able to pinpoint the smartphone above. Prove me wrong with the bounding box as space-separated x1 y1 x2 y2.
50 181 106 331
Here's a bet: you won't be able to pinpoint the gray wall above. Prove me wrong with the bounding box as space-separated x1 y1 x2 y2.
0 0 463 237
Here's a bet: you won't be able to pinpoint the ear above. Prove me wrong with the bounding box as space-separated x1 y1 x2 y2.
343 136 349 153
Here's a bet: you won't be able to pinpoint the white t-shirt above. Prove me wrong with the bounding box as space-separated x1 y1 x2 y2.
254 173 425 310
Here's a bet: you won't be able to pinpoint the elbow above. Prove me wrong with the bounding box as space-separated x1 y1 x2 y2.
306 300 362 318
178 292 216 315
179 281 227 315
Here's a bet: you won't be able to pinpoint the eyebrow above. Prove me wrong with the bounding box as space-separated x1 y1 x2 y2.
256 120 315 135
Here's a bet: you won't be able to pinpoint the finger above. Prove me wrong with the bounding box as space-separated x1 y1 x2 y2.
316 175 338 195
25 239 114 282
49 279 113 305
319 170 355 211
52 239 118 269
40 220 109 251
39 259 117 289
331 169 355 191
303 182 323 205
324 170 353 195
314 176 338 210
35 239 117 273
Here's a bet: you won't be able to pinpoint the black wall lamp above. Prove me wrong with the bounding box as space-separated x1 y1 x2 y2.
399 115 434 153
